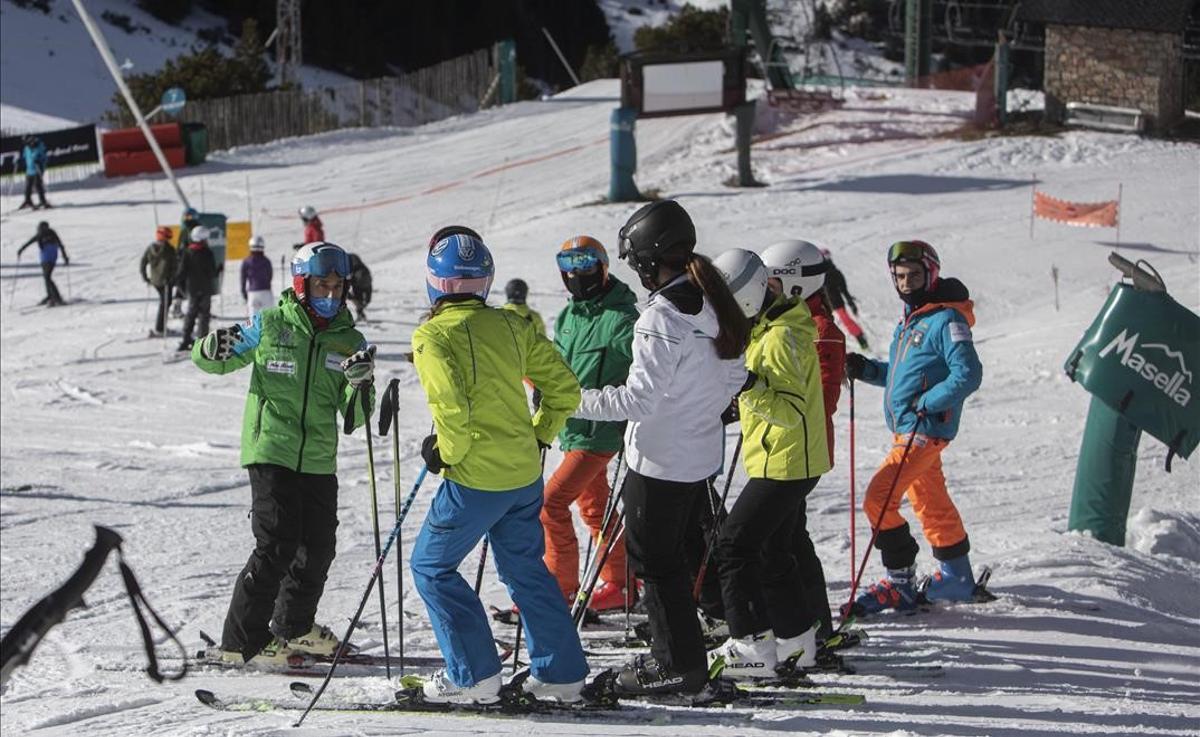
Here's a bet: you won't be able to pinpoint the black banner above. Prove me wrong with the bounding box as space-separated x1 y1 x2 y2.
0 124 100 174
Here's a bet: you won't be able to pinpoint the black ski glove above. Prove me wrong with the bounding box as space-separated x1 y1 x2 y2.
421 434 447 474
200 325 242 361
341 345 376 389
845 353 870 381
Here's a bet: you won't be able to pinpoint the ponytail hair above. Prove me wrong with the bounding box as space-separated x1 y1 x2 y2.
685 253 751 359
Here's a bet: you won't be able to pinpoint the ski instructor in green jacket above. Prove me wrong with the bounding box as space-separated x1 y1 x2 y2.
191 241 376 666
542 235 640 612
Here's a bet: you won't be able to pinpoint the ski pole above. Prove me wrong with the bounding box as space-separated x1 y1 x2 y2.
294 464 429 728
839 420 921 629
573 514 626 629
692 434 742 601
571 461 626 625
358 385 391 679
64 259 72 302
8 251 21 309
582 449 623 578
849 378 856 586
377 378 405 674
472 537 489 595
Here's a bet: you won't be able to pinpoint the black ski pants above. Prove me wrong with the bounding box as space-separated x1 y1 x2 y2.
181 293 212 343
221 464 339 658
24 173 46 206
40 262 63 304
621 469 708 675
717 476 821 640
152 285 169 333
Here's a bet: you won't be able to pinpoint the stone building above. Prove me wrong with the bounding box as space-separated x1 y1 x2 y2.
1019 0 1195 132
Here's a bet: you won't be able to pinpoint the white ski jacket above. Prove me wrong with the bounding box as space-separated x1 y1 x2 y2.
575 274 747 482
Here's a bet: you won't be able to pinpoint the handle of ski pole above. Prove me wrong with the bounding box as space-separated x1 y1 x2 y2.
343 386 360 435
378 378 400 436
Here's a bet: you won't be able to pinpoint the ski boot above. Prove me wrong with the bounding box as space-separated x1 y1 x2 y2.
775 622 818 672
420 669 501 704
924 555 976 602
520 675 586 703
588 581 637 613
707 630 777 679
852 566 921 615
219 637 299 666
284 623 345 657
615 654 707 695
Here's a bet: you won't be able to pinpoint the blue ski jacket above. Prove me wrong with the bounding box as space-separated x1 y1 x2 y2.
858 278 982 440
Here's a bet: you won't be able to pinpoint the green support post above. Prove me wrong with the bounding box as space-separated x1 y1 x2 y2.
994 33 1010 127
1069 396 1140 546
608 107 640 202
497 39 517 105
734 101 760 187
733 0 792 91
905 0 931 86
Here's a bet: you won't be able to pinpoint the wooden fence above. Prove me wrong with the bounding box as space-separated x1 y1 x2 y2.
116 47 496 152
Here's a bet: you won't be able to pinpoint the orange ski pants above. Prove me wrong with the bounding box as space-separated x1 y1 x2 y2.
541 450 628 599
863 434 967 549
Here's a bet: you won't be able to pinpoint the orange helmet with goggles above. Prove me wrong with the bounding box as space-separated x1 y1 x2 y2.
887 240 940 291
557 236 610 301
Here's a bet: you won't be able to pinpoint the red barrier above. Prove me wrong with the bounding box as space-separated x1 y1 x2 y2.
101 123 186 177
103 147 186 178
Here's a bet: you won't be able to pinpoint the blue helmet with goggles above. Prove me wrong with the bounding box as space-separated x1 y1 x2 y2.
426 232 494 305
292 241 351 318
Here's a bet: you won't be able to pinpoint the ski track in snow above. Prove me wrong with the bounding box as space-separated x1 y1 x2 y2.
1 77 1198 736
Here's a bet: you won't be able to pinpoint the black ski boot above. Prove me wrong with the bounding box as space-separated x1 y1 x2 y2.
614 654 707 695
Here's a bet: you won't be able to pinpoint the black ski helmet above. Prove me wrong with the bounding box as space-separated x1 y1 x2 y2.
617 200 696 285
505 278 529 304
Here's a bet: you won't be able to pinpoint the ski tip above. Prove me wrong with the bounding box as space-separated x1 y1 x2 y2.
195 689 220 708
289 681 313 698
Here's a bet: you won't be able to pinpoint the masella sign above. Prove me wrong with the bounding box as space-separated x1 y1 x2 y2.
1066 282 1199 463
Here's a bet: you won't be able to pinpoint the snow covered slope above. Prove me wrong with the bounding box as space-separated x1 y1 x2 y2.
0 79 1197 736
0 0 351 125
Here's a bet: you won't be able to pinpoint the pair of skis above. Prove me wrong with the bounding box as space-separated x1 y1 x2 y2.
196 670 866 718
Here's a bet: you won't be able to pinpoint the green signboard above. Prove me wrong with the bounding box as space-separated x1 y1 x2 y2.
1065 284 1199 464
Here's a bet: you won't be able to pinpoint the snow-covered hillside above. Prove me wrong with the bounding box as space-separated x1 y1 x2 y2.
0 0 351 126
1 79 1198 736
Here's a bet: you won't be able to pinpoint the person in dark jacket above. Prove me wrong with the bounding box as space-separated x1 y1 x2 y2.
18 221 69 306
542 236 639 612
347 253 371 321
171 208 202 318
175 225 219 351
141 225 177 335
18 135 49 210
822 249 869 350
241 236 274 318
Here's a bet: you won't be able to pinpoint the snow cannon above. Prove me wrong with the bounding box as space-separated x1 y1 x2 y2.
1062 253 1199 546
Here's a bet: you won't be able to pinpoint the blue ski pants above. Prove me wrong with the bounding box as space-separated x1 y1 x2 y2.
410 476 589 687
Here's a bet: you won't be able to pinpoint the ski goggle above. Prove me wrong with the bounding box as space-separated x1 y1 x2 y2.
556 248 603 273
294 246 351 278
887 241 927 265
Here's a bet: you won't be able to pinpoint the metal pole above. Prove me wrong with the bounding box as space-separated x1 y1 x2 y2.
1029 173 1036 240
541 27 582 86
70 0 190 209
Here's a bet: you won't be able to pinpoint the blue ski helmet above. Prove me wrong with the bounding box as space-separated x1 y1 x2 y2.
426 233 494 305
292 241 352 317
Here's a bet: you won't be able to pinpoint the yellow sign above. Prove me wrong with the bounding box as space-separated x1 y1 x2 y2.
225 221 252 261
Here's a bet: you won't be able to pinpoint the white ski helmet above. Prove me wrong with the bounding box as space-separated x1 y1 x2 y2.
189 225 211 243
761 240 830 300
298 205 318 221
712 248 769 319
249 235 266 251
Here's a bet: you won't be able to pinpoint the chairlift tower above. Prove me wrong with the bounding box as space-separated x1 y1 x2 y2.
276 0 301 86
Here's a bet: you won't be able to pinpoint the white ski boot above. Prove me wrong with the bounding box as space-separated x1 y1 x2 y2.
421 670 502 704
707 630 777 679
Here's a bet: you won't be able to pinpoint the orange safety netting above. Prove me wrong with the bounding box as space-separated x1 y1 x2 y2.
1033 190 1119 228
